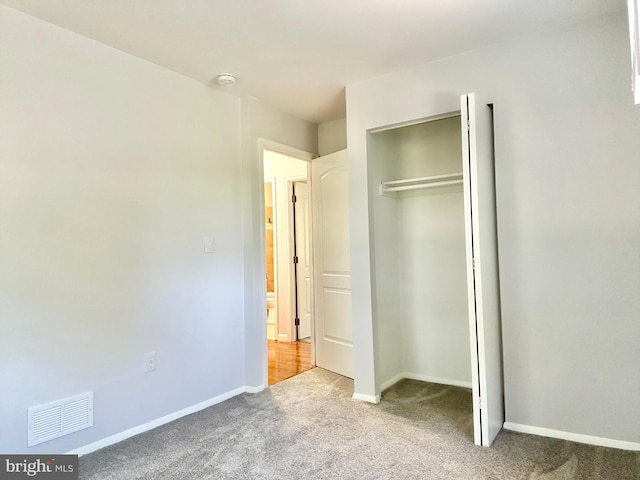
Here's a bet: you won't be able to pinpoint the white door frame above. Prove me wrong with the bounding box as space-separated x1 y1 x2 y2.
258 139 316 384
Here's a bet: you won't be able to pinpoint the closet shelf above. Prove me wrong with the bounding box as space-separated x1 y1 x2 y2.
379 172 463 197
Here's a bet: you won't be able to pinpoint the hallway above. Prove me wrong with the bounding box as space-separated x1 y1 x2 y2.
268 340 313 385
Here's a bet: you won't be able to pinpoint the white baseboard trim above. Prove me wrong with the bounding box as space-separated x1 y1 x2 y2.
503 422 640 451
380 372 472 392
404 373 472 389
67 385 262 456
244 385 265 394
277 333 289 342
380 373 406 392
352 392 381 404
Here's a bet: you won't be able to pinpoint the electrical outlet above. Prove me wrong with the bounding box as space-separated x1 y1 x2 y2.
144 351 157 373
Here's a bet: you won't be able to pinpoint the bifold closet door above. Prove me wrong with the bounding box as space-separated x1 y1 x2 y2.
311 150 354 378
461 93 505 447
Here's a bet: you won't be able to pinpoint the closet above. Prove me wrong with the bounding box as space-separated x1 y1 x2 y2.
368 94 504 447
373 114 471 387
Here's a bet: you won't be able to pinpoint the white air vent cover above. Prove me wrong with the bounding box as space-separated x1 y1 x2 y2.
28 392 93 446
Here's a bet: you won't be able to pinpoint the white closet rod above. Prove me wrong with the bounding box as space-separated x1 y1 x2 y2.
379 172 463 196
384 179 462 192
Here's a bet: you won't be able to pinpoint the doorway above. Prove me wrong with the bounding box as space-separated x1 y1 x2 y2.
263 147 315 385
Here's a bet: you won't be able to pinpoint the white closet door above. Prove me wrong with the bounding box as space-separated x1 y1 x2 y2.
461 93 504 447
311 149 353 378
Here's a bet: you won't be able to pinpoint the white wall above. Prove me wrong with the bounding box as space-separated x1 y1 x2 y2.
318 118 347 156
367 132 402 385
241 97 317 388
347 11 640 445
0 6 245 454
264 151 308 342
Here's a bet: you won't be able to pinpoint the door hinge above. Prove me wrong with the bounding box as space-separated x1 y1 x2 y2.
294 317 300 326
477 397 482 409
293 256 299 264
292 195 297 203
467 120 470 132
472 257 476 270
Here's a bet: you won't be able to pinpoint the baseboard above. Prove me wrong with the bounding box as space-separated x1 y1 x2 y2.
380 373 406 392
380 372 472 392
67 385 261 456
352 392 381 404
403 373 472 389
503 422 640 452
244 385 265 394
276 333 289 342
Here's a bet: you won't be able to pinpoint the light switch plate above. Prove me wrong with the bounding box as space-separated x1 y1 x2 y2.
144 351 157 373
204 236 216 253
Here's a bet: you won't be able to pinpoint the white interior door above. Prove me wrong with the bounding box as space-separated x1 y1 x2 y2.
311 149 353 378
293 181 312 340
461 93 505 447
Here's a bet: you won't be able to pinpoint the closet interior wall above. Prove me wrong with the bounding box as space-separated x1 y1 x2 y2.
369 116 472 390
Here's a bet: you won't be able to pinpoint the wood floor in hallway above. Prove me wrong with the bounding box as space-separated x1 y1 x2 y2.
268 340 314 386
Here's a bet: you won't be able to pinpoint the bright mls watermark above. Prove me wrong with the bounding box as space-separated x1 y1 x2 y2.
1 455 78 479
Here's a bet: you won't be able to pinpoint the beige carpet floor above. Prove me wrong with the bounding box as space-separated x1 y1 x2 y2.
79 368 639 479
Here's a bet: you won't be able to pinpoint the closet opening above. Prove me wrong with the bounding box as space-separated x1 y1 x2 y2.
368 107 499 445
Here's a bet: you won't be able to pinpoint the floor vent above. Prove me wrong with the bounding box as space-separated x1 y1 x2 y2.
28 392 93 446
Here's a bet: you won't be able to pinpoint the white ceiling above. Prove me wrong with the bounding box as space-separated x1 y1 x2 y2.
1 0 626 124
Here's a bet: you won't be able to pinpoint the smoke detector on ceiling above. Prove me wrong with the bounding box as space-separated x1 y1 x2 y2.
216 73 236 86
